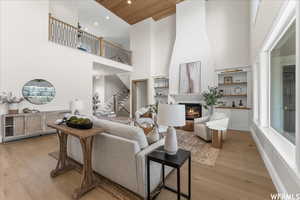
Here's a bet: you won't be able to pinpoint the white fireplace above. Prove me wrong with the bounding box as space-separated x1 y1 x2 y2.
168 0 216 97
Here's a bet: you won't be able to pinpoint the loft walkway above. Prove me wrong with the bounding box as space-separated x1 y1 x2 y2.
49 14 132 66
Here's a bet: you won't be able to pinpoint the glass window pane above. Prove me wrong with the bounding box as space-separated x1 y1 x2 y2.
270 21 296 144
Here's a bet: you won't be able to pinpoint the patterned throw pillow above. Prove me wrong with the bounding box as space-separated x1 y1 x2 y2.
146 128 160 144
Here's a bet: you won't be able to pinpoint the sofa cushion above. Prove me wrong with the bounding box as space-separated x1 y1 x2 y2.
92 117 149 149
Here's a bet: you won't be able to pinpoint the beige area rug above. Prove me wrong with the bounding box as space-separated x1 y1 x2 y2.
176 130 220 166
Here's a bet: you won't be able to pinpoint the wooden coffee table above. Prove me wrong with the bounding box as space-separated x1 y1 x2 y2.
48 123 104 199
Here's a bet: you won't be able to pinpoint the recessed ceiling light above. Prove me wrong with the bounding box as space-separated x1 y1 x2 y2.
127 0 132 4
93 21 99 26
105 16 110 20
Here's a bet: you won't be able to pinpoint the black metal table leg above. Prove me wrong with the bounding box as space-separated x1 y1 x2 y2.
188 155 191 199
162 164 165 186
177 167 181 200
147 157 150 200
147 147 191 200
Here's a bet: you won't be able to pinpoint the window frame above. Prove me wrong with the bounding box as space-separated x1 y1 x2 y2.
268 19 296 145
256 0 299 172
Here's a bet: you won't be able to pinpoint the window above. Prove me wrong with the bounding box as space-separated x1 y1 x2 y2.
270 21 296 144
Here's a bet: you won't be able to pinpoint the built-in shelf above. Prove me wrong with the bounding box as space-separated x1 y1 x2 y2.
154 86 169 89
216 106 251 110
153 76 169 104
154 95 168 98
223 94 247 97
219 70 247 75
219 82 247 86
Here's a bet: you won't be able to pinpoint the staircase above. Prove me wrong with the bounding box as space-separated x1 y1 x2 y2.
96 89 130 117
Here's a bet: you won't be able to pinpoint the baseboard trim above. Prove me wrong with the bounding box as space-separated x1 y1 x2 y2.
250 125 288 195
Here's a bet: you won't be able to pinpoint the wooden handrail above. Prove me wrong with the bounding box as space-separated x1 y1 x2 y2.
48 13 132 65
49 15 100 40
103 40 132 54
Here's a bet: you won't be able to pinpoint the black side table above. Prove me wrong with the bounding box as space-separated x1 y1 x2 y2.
147 146 191 200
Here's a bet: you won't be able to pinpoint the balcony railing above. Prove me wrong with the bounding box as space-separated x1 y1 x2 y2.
48 14 132 65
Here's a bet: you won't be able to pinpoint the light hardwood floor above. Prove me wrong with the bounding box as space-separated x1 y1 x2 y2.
0 131 276 200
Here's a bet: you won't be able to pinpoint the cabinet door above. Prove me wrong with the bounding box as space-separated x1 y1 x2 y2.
14 116 25 136
45 112 66 131
230 110 249 131
25 114 43 135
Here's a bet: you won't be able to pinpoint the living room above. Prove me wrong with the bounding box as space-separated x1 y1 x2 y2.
0 0 300 200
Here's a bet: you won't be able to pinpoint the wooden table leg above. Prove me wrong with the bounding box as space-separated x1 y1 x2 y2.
211 130 223 149
51 131 75 177
73 136 97 200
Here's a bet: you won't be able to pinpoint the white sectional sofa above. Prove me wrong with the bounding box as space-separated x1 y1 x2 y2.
67 117 172 198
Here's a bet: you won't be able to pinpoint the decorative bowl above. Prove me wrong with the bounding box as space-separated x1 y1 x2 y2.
66 121 93 129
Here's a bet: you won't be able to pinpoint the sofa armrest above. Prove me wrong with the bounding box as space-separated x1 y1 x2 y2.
135 138 173 198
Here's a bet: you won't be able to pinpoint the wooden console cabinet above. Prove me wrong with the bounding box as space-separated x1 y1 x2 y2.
1 110 69 142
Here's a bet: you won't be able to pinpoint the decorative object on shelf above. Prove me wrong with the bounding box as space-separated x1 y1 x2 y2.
22 79 55 105
232 101 236 108
219 89 224 95
201 87 223 117
66 116 93 129
23 108 40 113
179 61 201 94
239 100 243 107
224 76 233 84
157 104 185 155
233 86 242 95
70 99 84 115
6 93 24 114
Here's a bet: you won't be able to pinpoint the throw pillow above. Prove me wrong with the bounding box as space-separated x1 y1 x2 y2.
146 128 160 144
141 111 152 118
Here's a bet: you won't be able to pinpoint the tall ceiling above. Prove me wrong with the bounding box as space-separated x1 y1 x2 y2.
95 0 185 25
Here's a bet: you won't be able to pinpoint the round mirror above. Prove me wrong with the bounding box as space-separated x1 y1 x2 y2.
22 79 55 105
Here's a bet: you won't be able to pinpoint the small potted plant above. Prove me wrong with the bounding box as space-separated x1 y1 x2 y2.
6 93 24 114
201 87 223 117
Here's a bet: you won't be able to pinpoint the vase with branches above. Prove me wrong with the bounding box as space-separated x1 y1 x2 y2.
201 87 223 117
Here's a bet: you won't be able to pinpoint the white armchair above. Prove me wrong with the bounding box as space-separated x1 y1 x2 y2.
194 112 230 141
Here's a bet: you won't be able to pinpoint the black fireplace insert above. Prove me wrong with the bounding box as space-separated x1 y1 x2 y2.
179 103 202 120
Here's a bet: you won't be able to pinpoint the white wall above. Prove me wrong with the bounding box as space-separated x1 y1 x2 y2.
153 15 176 77
251 0 285 61
0 0 131 116
207 0 250 69
49 0 79 26
130 19 155 108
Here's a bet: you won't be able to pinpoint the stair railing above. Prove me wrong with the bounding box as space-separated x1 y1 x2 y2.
49 14 132 65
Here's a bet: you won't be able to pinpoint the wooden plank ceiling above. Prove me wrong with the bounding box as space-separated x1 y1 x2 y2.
95 0 185 25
